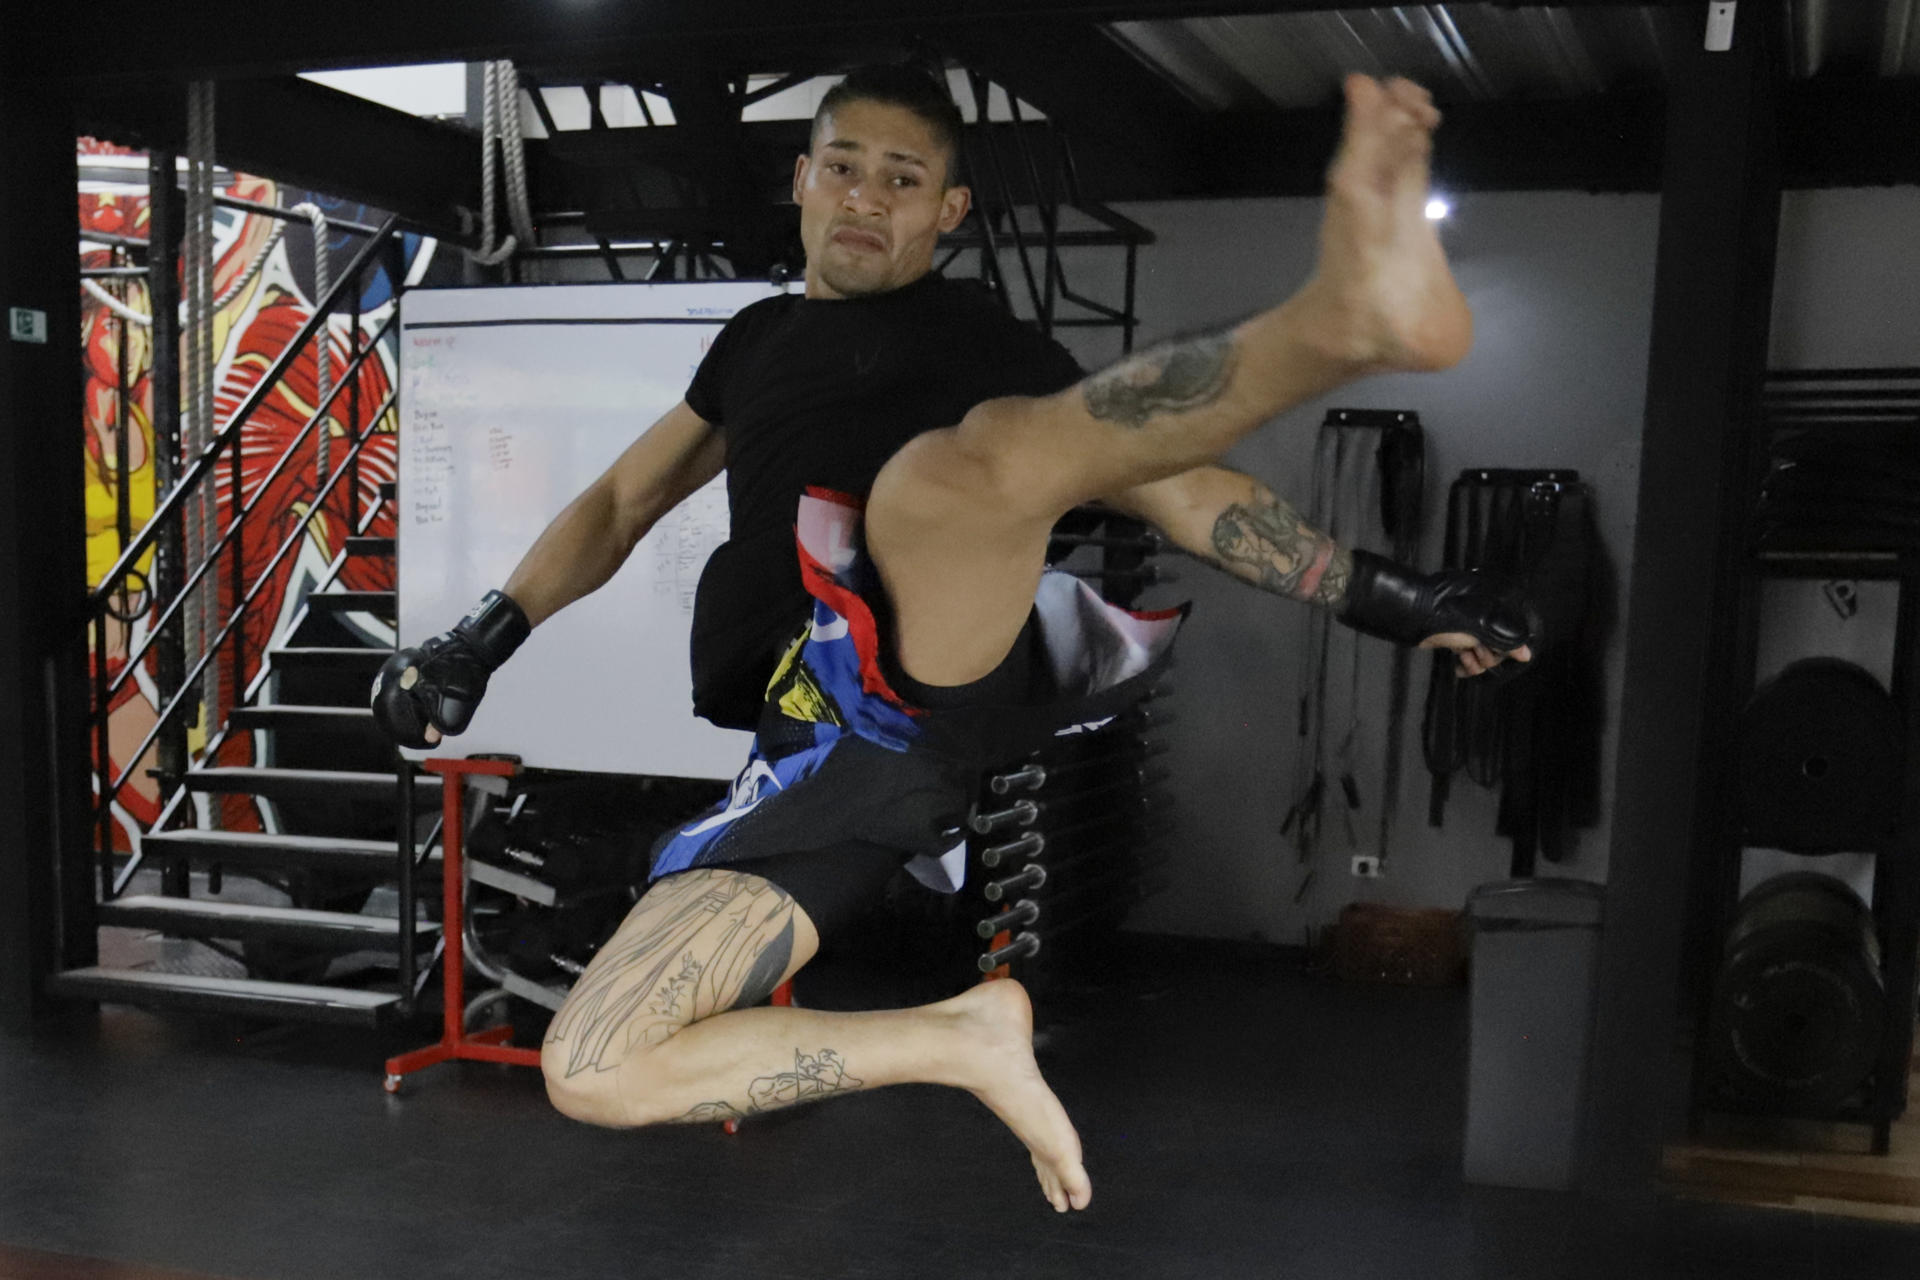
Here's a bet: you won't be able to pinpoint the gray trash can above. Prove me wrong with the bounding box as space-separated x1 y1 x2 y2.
1463 878 1606 1190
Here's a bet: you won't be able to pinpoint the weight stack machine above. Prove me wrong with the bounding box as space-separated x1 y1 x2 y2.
968 513 1176 991
1690 368 1920 1153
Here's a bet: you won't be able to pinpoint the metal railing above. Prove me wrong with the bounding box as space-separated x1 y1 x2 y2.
86 211 405 902
944 70 1151 354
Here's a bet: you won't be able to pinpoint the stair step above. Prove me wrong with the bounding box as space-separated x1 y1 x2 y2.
266 646 390 675
99 895 439 952
305 590 395 616
183 766 438 803
140 828 431 874
48 967 402 1026
345 536 395 557
229 705 378 733
469 858 556 907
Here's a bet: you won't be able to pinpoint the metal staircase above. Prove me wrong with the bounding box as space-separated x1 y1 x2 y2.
54 505 443 1028
51 212 443 1029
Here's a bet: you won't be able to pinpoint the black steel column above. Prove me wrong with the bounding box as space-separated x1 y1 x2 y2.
1579 4 1784 1195
0 71 95 1029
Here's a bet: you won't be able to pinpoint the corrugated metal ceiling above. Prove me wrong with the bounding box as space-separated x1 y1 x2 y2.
1109 2 1920 111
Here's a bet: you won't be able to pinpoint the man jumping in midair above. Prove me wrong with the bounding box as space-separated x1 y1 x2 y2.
375 72 1529 1213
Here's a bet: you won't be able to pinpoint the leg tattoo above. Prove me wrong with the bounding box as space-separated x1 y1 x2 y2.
1082 330 1238 429
545 869 798 1078
674 1048 866 1124
748 1048 864 1110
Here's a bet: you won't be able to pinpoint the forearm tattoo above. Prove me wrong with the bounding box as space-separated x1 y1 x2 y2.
672 1048 865 1125
1082 330 1238 429
544 869 797 1078
1207 490 1352 608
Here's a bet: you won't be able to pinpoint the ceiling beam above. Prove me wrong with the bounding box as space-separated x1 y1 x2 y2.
77 78 479 240
16 1 1700 84
1184 81 1920 196
1780 75 1920 186
1209 91 1672 197
529 75 1920 223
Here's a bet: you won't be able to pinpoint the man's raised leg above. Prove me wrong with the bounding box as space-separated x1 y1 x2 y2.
540 867 1093 1212
866 75 1473 688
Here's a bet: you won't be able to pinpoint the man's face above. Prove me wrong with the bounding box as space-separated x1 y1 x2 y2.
793 99 971 300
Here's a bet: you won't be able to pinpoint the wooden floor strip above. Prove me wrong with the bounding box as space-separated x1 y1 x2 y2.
1664 1153 1920 1209
1661 1064 1920 1224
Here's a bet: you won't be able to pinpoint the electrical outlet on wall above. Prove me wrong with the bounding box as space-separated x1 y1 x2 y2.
1350 854 1381 879
1706 2 1736 52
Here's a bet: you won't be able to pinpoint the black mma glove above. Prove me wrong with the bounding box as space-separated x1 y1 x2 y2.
370 589 531 748
1338 549 1535 654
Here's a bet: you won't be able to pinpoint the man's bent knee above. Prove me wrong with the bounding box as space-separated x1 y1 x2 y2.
535 866 819 1127
873 410 1061 533
542 1036 638 1127
545 1032 709 1128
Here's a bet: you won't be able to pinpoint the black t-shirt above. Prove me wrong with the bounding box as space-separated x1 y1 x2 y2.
684 272 1083 729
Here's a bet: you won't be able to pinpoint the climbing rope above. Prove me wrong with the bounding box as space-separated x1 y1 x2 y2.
290 202 332 483
185 80 224 736
182 83 209 680
82 278 151 326
471 60 534 266
212 221 283 312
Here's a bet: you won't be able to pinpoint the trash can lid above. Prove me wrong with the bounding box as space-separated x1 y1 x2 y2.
1466 878 1605 928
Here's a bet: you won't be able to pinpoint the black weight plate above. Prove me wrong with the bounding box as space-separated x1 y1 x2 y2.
1736 658 1903 853
1710 949 1884 1110
1708 873 1886 1111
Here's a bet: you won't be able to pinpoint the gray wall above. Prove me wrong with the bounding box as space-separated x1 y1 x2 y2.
1041 184 1920 944
1033 191 1664 944
1771 187 1920 370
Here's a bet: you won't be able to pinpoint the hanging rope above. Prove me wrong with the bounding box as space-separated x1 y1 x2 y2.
83 220 282 329
472 60 512 264
212 221 283 312
290 202 332 484
83 278 152 326
184 80 224 740
1281 428 1339 879
498 63 535 247
470 60 534 266
1282 416 1412 894
84 200 286 328
181 84 208 682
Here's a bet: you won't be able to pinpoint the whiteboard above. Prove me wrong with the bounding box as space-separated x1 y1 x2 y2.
398 281 785 778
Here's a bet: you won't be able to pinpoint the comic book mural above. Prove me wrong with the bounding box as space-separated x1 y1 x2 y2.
79 140 438 851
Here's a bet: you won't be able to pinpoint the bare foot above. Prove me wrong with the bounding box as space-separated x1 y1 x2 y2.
945 980 1091 1213
1300 74 1473 374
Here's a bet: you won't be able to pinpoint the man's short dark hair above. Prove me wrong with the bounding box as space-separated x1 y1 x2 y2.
812 64 965 186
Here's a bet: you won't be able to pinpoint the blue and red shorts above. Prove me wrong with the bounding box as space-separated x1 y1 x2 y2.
647 488 1184 934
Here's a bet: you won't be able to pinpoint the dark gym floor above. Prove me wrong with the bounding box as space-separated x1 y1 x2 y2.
3 941 1916 1280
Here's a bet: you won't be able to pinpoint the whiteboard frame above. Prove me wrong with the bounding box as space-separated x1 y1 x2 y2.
396 280 787 779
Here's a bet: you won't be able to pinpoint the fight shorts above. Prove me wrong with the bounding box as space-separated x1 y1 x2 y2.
646 487 1185 935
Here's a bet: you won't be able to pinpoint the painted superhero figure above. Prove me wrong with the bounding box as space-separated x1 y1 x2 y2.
372 67 1531 1212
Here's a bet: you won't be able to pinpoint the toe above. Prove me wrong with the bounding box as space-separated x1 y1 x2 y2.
1035 1160 1064 1213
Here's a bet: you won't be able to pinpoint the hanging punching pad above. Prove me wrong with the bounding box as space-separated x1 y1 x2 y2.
1376 423 1425 553
1736 657 1903 853
1705 872 1885 1112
